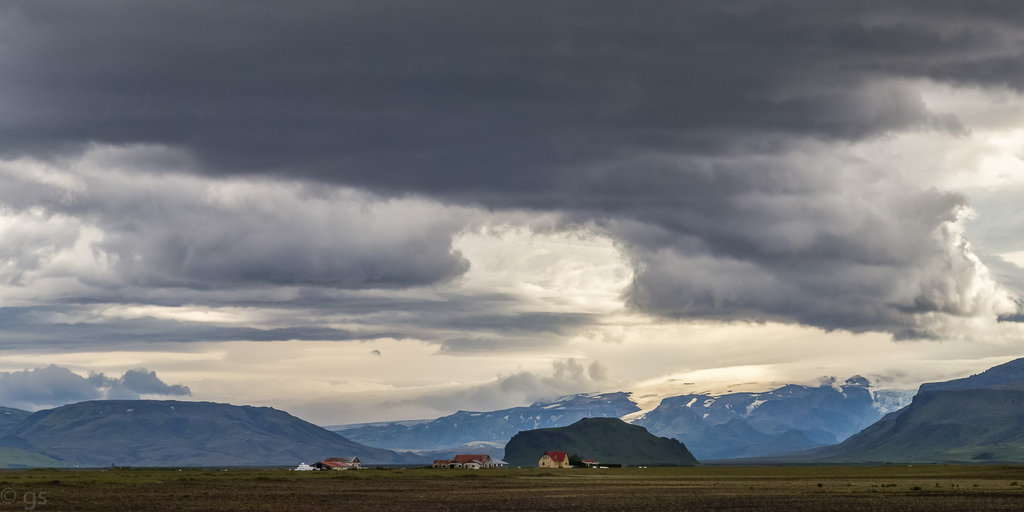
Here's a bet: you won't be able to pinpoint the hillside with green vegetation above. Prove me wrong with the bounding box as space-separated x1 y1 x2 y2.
503 417 697 467
0 400 426 467
0 447 68 469
803 384 1024 463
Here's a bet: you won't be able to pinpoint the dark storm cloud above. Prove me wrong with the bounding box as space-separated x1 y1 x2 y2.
0 302 592 350
3 0 1017 189
1 0 1021 338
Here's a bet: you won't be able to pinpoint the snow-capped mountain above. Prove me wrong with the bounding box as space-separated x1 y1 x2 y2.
332 379 913 460
870 389 915 414
332 392 639 450
632 377 899 460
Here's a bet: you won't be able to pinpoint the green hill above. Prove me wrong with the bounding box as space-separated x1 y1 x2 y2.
0 447 69 469
800 384 1024 463
503 417 698 467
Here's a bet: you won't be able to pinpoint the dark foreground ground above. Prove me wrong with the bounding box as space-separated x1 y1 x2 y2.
2 465 1024 511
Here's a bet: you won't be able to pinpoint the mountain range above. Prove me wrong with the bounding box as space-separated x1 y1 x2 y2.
633 378 902 459
335 383 912 461
0 400 426 467
2 357 1023 467
333 392 640 451
780 358 1024 463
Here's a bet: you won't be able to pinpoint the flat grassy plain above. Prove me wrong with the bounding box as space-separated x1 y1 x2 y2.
2 465 1024 511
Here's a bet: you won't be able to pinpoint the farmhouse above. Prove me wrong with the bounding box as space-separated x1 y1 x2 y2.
432 454 496 469
538 451 569 468
313 457 361 470
580 459 600 468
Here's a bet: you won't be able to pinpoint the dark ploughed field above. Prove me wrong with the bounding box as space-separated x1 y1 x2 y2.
2 465 1024 511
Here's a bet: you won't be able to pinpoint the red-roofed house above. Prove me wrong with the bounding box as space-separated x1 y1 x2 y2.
433 454 495 469
538 451 569 469
453 454 494 469
314 457 361 470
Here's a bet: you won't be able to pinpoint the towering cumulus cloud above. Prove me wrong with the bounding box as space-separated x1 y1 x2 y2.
0 0 1021 347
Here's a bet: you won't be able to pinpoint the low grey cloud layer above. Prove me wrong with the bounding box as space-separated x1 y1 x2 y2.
0 148 470 292
0 365 189 411
0 0 1021 355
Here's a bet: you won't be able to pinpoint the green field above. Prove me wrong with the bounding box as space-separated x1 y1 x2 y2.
2 465 1024 511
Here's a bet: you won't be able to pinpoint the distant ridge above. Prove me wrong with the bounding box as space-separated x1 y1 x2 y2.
335 392 639 450
918 358 1024 393
0 400 425 467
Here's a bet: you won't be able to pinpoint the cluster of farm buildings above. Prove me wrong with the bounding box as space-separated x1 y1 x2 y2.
293 457 362 471
296 451 603 471
432 451 600 469
431 454 502 469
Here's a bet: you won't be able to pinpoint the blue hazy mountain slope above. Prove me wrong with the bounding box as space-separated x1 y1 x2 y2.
0 407 31 436
633 378 883 459
335 392 640 450
0 400 425 467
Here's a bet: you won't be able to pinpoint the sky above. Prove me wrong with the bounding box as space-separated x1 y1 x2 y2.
1 1 1023 424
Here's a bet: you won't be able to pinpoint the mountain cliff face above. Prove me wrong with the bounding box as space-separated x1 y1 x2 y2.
503 417 697 467
0 400 423 467
335 392 640 450
798 384 1024 463
633 379 886 459
918 358 1024 393
738 357 1024 464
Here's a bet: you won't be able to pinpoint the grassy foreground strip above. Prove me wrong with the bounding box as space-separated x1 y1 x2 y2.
1 465 1023 511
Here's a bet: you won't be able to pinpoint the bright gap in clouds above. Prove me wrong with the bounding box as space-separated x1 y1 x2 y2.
1003 251 1024 269
453 226 633 315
